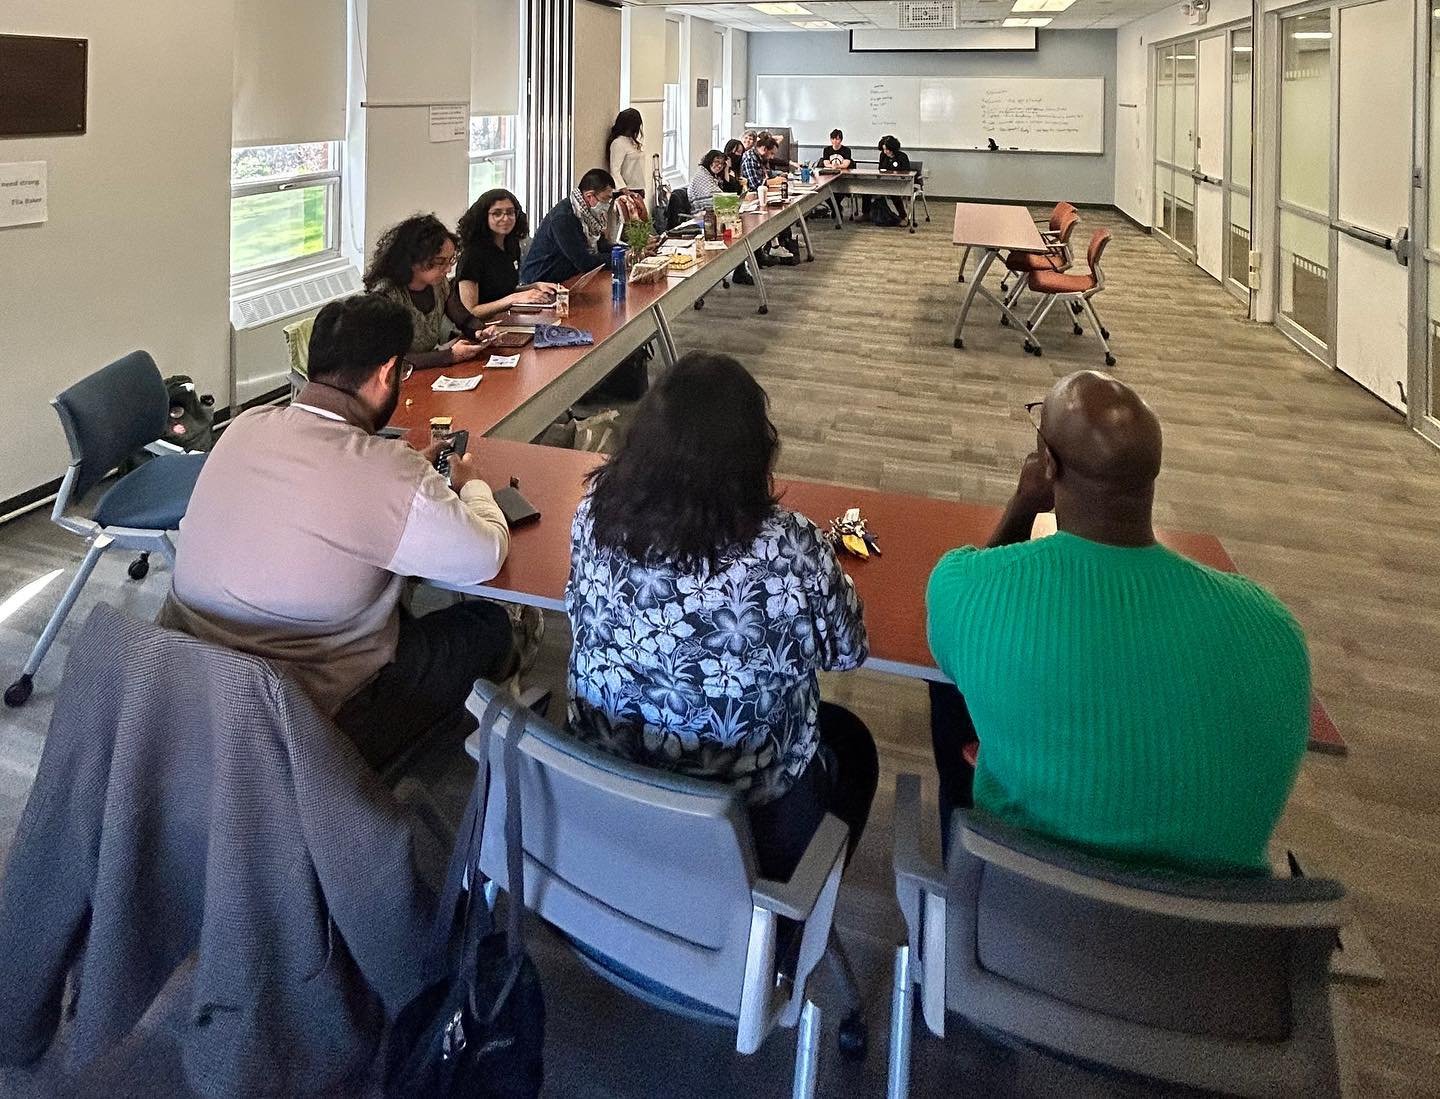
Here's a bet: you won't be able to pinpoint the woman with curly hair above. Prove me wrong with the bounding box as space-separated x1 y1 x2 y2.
562 350 878 880
363 213 495 368
454 188 561 321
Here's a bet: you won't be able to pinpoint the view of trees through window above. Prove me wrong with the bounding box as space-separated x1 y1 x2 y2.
230 142 339 277
469 116 517 201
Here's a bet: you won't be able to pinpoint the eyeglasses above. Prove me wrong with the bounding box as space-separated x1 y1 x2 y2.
401 361 414 381
425 253 456 271
490 207 518 219
1025 400 1045 431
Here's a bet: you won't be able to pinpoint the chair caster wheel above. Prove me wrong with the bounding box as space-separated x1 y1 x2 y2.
5 675 33 708
999 316 1010 327
1073 324 1084 336
757 305 769 315
954 338 964 349
1071 302 1083 314
838 1011 869 1062
1105 353 1117 367
694 300 704 310
1025 343 1042 356
1025 321 1035 331
128 553 150 581
1101 328 1111 339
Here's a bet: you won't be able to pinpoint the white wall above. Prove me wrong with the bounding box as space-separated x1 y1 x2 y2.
622 6 668 201
0 1 234 503
573 0 622 180
1114 0 1249 225
727 30 749 139
682 15 724 173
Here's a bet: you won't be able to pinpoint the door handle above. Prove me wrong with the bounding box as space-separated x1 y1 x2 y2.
1393 226 1412 267
1332 220 1394 251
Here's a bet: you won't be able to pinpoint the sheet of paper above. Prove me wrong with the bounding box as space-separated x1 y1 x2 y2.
431 374 482 392
428 103 467 142
0 162 48 229
485 353 521 369
666 266 700 280
702 240 728 251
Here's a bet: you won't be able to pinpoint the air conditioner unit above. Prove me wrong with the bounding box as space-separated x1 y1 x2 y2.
898 0 960 30
229 262 362 410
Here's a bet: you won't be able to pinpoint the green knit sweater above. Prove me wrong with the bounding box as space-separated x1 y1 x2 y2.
925 531 1310 875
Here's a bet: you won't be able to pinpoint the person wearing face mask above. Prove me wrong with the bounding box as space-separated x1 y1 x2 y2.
156 295 515 769
363 213 496 368
519 167 620 285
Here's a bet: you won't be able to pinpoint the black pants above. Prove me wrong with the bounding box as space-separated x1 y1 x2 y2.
747 702 879 882
927 681 979 857
335 601 515 771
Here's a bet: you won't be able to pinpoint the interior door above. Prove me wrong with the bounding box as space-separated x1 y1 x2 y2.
1194 34 1228 280
1334 0 1413 409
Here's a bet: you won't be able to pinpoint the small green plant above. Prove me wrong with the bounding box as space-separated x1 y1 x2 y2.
622 218 654 253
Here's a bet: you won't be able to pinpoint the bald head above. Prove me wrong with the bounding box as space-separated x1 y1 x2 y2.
1040 371 1162 492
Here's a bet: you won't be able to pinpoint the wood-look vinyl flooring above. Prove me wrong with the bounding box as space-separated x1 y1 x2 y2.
0 204 1436 1097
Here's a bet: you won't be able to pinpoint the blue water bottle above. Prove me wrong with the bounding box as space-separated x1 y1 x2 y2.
800 165 812 184
610 244 628 303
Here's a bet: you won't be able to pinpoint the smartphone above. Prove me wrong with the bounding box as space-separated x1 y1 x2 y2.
436 429 469 480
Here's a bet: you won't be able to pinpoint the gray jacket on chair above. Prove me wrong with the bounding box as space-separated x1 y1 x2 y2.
0 604 436 1097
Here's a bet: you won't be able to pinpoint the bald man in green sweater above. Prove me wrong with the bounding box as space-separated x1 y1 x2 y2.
925 371 1310 876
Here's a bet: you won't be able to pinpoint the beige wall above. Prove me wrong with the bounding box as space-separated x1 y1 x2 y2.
0 0 235 502
573 0 622 182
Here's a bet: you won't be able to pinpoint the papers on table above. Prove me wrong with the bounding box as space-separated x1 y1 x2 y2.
432 374 482 392
666 266 701 280
485 353 521 369
702 240 728 251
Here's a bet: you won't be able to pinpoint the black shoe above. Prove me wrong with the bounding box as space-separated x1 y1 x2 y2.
772 253 800 266
733 267 756 285
756 251 778 268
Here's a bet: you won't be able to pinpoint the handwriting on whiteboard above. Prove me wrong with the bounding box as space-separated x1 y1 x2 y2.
979 89 1085 135
868 83 901 129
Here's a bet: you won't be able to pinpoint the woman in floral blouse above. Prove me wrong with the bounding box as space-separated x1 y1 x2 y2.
564 351 878 879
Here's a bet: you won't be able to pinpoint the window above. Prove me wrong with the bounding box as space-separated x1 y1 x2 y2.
470 115 518 201
230 142 341 279
662 83 682 176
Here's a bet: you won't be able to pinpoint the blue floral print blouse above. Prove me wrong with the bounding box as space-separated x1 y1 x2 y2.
564 496 869 804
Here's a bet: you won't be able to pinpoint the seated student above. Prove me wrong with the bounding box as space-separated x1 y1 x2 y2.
363 214 495 368
722 139 747 193
518 167 618 285
816 128 854 170
863 134 912 225
564 351 879 879
157 295 515 769
740 132 800 265
925 371 1310 875
455 188 561 320
687 148 732 210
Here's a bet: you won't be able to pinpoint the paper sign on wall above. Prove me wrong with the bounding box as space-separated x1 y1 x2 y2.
429 103 468 143
0 162 47 228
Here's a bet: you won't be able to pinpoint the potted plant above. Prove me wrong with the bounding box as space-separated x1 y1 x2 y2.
622 217 655 268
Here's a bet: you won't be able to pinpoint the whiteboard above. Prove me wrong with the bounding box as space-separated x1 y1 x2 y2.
755 74 1105 154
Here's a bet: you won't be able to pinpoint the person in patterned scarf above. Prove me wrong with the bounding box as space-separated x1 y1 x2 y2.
564 351 878 880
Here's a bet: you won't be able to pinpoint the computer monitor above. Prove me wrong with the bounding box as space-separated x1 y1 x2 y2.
745 124 795 167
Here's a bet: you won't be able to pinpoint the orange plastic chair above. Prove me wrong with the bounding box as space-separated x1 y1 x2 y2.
1021 228 1115 366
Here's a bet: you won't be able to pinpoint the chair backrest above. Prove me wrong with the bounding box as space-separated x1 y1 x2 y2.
477 703 762 1015
283 315 315 379
54 350 169 499
1087 226 1112 272
945 810 1346 1098
910 158 924 186
1049 201 1077 231
667 186 694 223
1054 206 1081 245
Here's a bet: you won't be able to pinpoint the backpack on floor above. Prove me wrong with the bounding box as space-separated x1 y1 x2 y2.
869 203 900 228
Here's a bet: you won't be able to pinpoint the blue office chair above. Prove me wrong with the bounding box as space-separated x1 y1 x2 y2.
5 351 208 707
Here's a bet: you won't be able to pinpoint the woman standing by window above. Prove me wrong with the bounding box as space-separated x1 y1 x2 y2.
455 188 561 321
564 351 879 880
607 108 648 197
363 214 494 368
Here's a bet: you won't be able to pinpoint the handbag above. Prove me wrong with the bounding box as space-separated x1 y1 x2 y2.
384 694 545 1098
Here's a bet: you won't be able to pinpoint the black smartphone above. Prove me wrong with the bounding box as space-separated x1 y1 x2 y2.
436 429 469 479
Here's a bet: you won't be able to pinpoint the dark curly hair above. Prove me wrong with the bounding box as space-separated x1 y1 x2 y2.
457 188 529 265
362 214 458 290
585 351 780 573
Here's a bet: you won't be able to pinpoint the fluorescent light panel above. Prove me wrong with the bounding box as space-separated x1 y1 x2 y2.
793 19 837 27
1004 16 1052 25
749 2 812 14
1010 0 1075 11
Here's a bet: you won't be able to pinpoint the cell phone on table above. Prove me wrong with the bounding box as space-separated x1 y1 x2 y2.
435 430 469 480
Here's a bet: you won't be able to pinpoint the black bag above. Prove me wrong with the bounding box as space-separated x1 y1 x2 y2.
649 153 673 232
384 696 545 1099
869 202 901 228
163 375 216 451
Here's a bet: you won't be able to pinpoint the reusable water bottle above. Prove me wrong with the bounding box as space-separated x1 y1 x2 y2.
610 244 628 303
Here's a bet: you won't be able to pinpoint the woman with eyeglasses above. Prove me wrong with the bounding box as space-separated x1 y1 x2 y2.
363 213 495 369
455 189 561 322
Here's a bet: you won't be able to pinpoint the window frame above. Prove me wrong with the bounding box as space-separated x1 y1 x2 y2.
469 115 519 201
662 83 683 177
229 141 344 286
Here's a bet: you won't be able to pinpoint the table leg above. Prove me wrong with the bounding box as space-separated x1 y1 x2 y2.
652 306 679 367
796 210 816 261
907 188 916 234
743 241 770 315
829 193 843 229
952 249 997 349
958 245 972 283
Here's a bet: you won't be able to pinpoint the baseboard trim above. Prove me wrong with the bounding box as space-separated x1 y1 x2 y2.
1111 205 1153 233
0 478 63 526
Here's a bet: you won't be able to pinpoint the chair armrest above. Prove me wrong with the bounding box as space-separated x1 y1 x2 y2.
144 439 188 456
893 773 946 894
752 814 848 920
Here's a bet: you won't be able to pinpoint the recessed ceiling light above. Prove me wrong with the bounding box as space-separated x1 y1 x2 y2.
1003 15 1052 25
1010 0 1075 11
749 2 812 14
793 18 838 27
1291 30 1333 38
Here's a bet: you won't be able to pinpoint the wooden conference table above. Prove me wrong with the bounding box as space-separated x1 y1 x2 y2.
436 438 1345 755
950 201 1050 350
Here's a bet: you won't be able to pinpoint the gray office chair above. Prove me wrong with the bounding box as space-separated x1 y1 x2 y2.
888 774 1350 1099
909 160 932 223
466 684 866 1099
5 351 207 707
